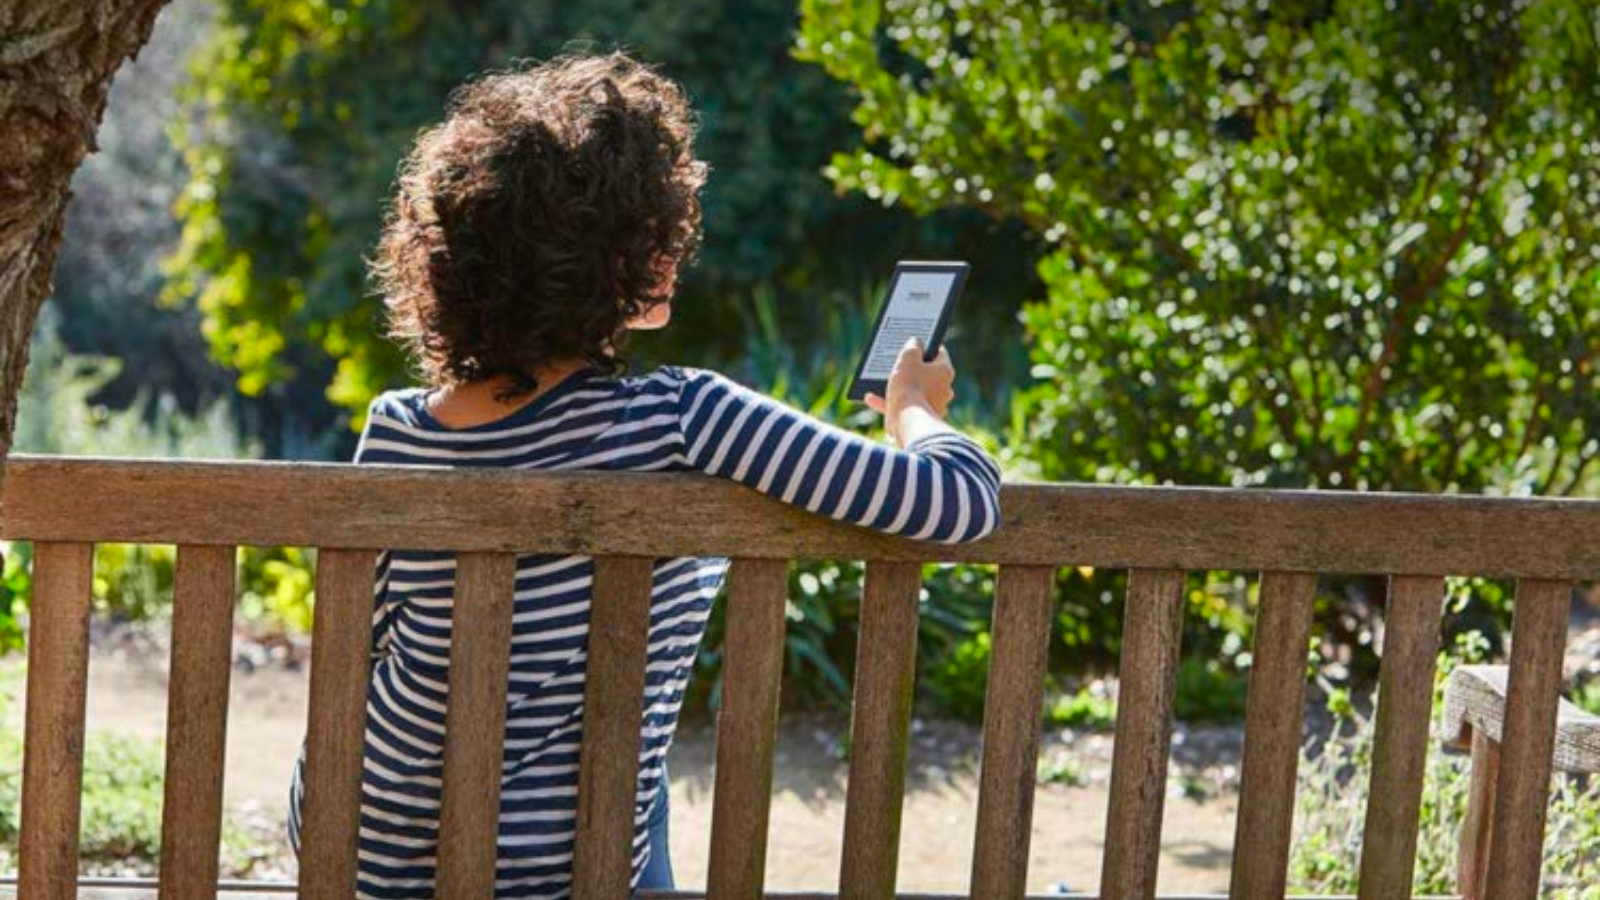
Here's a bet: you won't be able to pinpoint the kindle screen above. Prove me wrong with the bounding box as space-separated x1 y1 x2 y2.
849 261 969 401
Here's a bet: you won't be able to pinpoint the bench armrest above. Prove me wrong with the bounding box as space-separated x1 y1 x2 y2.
1440 664 1600 774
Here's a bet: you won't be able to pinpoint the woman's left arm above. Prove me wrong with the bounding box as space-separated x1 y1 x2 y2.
675 368 1001 544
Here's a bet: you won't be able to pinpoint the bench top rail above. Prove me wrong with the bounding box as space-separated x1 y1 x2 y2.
8 454 1600 576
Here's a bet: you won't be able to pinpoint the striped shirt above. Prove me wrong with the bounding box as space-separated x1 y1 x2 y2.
287 364 1002 899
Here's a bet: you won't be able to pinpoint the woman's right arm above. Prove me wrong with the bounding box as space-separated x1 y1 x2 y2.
673 346 1001 544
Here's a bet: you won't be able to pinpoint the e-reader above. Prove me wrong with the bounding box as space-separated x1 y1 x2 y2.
848 261 969 402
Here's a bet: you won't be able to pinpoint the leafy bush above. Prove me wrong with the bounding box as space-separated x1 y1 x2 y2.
0 721 162 866
1172 656 1252 724
73 735 168 862
925 631 993 722
237 546 317 637
0 727 264 873
1047 684 1117 731
799 0 1600 495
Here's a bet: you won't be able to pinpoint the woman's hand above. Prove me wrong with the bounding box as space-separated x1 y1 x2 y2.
865 338 956 447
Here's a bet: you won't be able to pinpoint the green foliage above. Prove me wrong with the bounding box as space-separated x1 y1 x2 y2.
925 631 993 721
0 542 317 651
799 0 1600 494
237 547 318 636
0 548 28 656
1047 684 1116 731
93 544 178 623
0 721 261 872
48 0 244 416
15 311 259 461
1172 655 1251 723
0 726 156 864
1291 644 1600 896
73 735 169 861
1575 678 1600 717
169 0 1033 419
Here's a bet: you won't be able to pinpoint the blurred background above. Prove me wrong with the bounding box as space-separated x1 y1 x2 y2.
1 0 1598 895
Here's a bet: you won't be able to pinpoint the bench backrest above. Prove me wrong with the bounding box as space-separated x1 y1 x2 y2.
4 454 1594 900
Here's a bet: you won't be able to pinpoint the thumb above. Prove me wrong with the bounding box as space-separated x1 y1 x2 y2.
864 392 887 414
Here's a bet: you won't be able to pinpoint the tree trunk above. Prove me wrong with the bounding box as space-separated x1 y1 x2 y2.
0 0 174 481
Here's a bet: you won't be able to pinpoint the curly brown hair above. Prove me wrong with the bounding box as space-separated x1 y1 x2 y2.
374 52 707 398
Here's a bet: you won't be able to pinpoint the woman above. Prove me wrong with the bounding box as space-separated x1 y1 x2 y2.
287 51 1001 899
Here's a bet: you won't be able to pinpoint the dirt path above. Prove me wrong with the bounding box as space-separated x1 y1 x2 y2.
2 637 1237 894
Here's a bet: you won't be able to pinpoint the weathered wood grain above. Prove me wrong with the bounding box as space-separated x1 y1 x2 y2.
12 455 1600 576
1229 571 1317 900
1101 569 1187 900
435 552 518 900
158 545 238 900
708 559 790 900
296 550 376 900
839 562 923 900
1440 665 1600 774
572 557 656 900
1482 579 1571 900
970 566 1057 900
17 542 96 900
1355 575 1443 900
1455 731 1500 900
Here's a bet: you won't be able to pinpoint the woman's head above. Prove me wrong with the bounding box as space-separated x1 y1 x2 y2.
375 52 706 396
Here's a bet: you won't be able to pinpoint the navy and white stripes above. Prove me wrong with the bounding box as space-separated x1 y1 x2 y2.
287 365 1001 899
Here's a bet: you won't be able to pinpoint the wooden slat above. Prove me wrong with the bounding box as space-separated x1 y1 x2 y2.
1100 569 1187 900
970 565 1057 900
13 454 1600 577
296 549 376 900
708 559 790 900
1356 575 1444 900
1229 571 1317 900
1456 731 1500 900
839 561 923 900
572 557 657 900
158 545 238 900
435 552 519 900
17 542 96 900
1482 578 1570 900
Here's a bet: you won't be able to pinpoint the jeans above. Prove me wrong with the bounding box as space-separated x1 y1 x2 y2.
636 775 674 891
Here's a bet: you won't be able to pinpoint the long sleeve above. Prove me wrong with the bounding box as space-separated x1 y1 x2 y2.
674 368 1002 544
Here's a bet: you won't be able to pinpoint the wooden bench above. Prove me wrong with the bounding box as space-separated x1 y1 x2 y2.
2 454 1598 900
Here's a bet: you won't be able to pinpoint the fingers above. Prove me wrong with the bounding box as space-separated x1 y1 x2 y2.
864 392 887 414
897 337 924 364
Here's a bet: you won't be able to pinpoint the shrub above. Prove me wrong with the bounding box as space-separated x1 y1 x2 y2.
0 723 164 866
1047 684 1117 731
1172 656 1252 724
